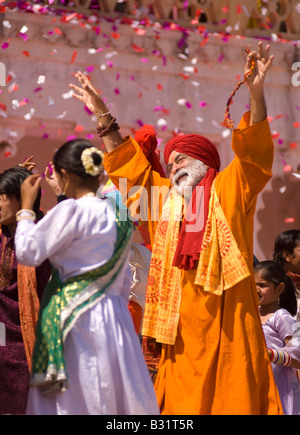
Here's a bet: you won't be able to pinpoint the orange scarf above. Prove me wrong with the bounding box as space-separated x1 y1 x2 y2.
0 226 40 372
142 180 250 344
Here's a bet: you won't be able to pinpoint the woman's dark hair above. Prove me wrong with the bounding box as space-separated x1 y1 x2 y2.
273 230 300 264
53 139 102 181
254 260 297 316
0 166 41 216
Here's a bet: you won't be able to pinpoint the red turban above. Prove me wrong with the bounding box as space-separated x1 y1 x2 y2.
163 134 221 270
134 125 165 178
164 134 220 171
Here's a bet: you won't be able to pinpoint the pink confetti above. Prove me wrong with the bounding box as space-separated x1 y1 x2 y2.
1 42 9 49
114 88 120 95
284 217 296 223
86 65 95 72
283 164 292 172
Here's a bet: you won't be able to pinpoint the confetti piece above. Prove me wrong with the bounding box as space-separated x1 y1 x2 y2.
132 43 144 53
62 90 73 99
37 75 46 84
74 125 84 132
22 51 30 57
71 51 77 64
1 42 9 49
283 164 292 172
4 151 12 157
293 122 300 128
284 217 296 223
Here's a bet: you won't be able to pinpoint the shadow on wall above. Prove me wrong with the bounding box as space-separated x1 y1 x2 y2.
256 171 300 260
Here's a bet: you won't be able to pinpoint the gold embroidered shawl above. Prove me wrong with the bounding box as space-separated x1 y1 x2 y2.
142 180 250 345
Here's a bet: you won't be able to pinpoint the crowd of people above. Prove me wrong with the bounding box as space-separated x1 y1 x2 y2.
0 42 299 415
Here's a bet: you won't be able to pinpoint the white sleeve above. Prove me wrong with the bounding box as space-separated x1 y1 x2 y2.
15 200 79 267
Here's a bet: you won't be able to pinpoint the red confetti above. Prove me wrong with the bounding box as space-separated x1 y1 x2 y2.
132 43 144 53
289 142 297 149
179 73 189 80
293 122 300 128
4 151 11 157
236 5 242 14
22 51 30 57
71 51 77 64
156 83 163 90
74 125 84 132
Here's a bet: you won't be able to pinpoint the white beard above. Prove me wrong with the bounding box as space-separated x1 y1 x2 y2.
172 160 208 199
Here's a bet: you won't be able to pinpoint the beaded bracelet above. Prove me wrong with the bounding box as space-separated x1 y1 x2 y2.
96 117 120 137
268 349 291 367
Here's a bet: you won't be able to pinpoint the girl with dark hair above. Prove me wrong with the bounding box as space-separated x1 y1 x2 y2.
273 230 300 321
0 166 50 415
254 261 300 415
14 139 159 415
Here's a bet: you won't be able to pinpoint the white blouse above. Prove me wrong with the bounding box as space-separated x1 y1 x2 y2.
15 196 118 282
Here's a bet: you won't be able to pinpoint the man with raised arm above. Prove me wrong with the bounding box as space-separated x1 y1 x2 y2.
70 42 283 415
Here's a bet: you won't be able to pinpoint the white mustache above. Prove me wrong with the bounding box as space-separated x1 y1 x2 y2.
172 168 189 186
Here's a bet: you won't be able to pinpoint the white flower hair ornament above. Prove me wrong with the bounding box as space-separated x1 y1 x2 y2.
81 147 104 176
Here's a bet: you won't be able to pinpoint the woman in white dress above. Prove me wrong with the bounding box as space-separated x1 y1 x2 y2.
14 138 159 415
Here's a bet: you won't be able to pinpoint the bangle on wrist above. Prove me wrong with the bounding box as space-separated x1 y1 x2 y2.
16 209 36 222
95 111 111 120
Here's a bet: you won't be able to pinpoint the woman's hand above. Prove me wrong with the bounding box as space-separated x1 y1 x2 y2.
70 71 108 115
45 162 63 196
20 174 41 210
21 155 36 172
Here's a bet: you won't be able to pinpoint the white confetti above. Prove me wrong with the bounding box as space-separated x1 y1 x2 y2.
37 75 46 84
20 25 28 33
62 90 73 100
56 111 67 119
222 129 231 139
24 108 35 120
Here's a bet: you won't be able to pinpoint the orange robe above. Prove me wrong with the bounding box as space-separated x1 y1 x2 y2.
104 113 283 415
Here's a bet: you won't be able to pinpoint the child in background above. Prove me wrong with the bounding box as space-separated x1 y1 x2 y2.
254 261 300 415
273 230 300 321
